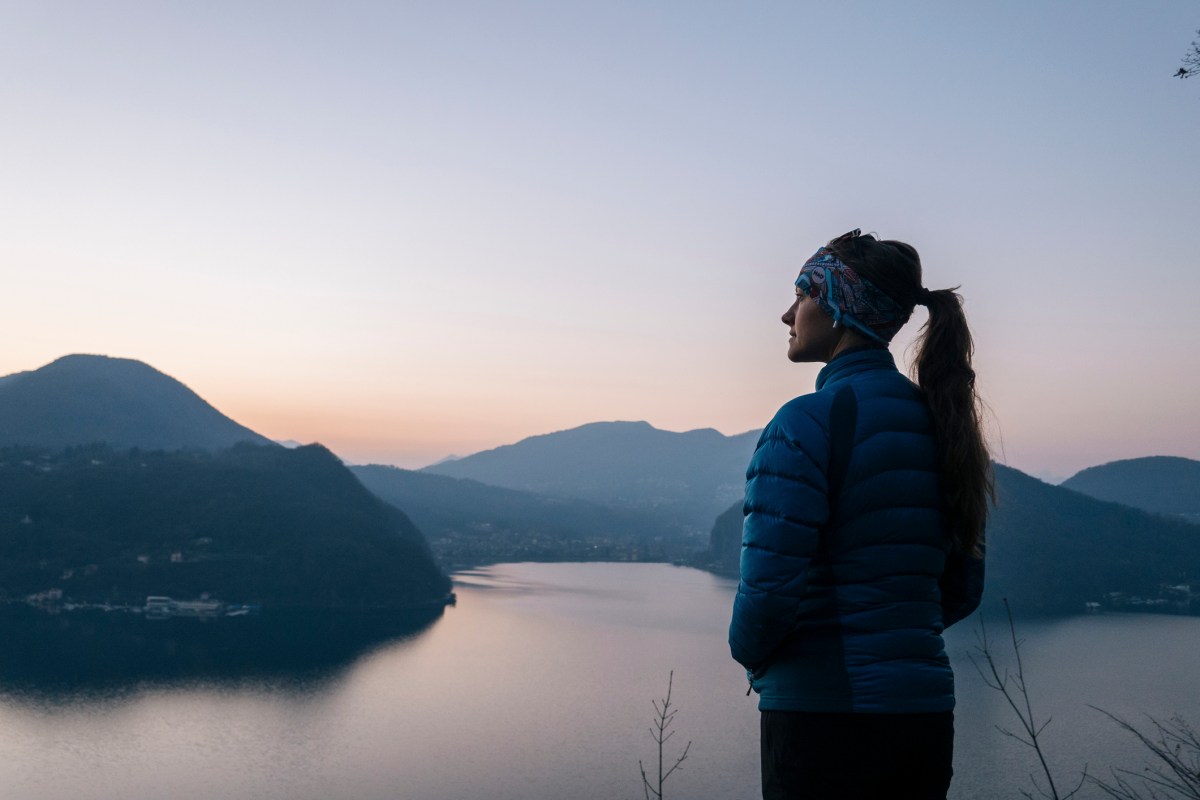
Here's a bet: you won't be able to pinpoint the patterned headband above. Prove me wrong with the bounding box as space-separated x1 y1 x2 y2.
795 233 912 344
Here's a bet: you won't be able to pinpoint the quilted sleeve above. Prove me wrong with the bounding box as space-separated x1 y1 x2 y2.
728 405 830 670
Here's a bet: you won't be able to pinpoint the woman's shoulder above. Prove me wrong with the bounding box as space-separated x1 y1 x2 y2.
765 372 926 445
763 389 839 446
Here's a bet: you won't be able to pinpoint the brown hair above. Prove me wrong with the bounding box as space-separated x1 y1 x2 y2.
829 233 992 557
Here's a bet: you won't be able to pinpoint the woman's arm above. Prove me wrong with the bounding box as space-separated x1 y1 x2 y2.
728 408 831 670
939 546 985 628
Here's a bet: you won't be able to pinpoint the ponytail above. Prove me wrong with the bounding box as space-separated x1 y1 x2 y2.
914 288 992 558
830 233 992 557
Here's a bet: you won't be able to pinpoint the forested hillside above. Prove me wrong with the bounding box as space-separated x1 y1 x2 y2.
0 444 450 608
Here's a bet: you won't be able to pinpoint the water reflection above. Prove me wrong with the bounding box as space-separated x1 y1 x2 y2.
0 565 1197 800
454 565 633 600
0 605 444 700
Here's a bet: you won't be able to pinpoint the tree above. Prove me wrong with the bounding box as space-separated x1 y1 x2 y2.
971 599 1087 800
1175 30 1199 79
638 671 692 800
975 601 1200 800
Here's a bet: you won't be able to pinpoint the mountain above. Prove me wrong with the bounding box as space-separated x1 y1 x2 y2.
1061 456 1200 521
984 464 1198 611
422 421 761 531
0 443 451 609
708 501 744 573
0 354 273 451
351 465 683 566
707 463 1200 614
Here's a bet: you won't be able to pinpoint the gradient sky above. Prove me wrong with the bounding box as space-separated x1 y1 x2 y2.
3 2 1198 481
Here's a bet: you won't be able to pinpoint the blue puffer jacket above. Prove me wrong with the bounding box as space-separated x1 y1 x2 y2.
729 346 983 713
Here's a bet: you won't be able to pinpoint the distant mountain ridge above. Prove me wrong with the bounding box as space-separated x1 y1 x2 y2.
422 420 760 530
1062 456 1200 520
0 354 273 451
352 465 682 566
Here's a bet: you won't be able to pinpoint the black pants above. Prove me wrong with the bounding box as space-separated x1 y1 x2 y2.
760 710 954 800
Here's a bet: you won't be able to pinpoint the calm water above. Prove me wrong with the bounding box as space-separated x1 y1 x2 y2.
1 562 1197 800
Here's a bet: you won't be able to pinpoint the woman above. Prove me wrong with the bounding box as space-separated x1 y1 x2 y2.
728 229 989 800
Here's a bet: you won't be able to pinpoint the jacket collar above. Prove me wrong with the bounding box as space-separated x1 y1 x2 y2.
815 345 896 391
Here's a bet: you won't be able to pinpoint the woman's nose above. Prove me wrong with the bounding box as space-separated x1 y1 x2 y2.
782 301 797 325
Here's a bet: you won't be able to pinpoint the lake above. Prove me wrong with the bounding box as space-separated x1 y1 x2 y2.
1 562 1197 799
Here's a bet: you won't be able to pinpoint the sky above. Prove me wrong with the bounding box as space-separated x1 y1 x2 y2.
2 1 1198 481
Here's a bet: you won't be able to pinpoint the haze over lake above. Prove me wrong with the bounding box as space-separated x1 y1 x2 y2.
2 563 1197 800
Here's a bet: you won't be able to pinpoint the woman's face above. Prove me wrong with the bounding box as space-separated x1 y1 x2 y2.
782 286 843 363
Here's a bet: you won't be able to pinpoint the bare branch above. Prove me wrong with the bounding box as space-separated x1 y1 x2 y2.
1088 708 1200 799
1178 30 1200 79
661 740 692 783
973 599 1084 800
636 670 692 800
